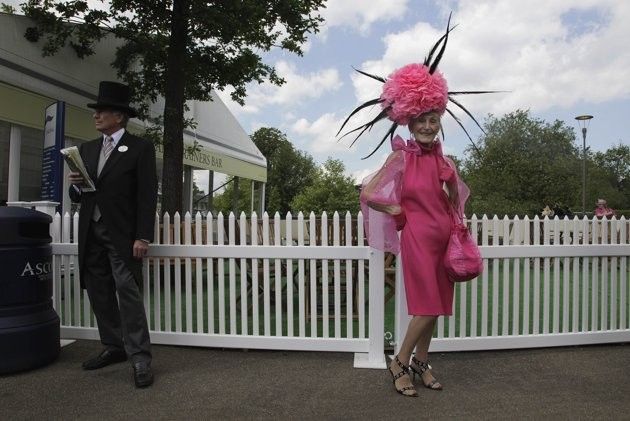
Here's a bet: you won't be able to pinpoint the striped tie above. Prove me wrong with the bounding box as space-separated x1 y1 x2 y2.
102 135 114 160
93 136 115 222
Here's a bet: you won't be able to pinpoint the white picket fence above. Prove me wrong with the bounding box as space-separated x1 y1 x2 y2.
51 211 386 369
49 211 630 369
395 215 630 353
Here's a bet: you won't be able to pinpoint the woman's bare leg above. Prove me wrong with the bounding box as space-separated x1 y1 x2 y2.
414 316 437 362
412 317 441 388
389 316 435 395
397 316 436 364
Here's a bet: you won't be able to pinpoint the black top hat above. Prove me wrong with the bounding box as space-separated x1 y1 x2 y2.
87 81 138 118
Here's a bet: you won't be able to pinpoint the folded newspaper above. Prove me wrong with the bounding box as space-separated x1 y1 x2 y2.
60 146 96 192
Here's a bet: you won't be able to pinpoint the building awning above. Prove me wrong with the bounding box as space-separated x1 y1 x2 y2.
0 13 266 182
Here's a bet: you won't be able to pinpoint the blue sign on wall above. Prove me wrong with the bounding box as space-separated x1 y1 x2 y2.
40 102 65 203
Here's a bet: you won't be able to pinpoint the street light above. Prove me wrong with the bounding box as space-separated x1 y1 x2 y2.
575 114 594 214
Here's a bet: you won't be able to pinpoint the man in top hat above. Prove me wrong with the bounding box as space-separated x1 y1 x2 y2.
68 81 157 388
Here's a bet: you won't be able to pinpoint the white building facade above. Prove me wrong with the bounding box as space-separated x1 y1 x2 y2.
0 13 266 215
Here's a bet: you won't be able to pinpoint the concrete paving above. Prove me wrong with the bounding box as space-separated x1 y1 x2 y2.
2 340 630 420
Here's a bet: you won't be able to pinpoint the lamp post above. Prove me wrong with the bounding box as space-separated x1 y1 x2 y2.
575 115 593 214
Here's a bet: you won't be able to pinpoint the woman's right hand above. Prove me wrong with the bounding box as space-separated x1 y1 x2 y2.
68 171 84 185
367 200 401 216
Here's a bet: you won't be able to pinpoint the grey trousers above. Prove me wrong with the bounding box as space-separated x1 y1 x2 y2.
84 220 151 364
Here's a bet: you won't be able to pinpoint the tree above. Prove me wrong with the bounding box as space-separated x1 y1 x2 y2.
211 176 252 215
291 158 360 214
593 143 630 209
190 177 209 213
461 110 582 216
0 3 16 13
251 127 317 214
21 0 325 214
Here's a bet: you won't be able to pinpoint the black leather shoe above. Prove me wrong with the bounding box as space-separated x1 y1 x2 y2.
82 349 127 370
133 361 154 388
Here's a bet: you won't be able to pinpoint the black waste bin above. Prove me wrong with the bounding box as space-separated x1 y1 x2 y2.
0 206 60 374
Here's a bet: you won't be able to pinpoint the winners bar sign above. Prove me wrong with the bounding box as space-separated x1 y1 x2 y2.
154 141 267 182
155 143 224 171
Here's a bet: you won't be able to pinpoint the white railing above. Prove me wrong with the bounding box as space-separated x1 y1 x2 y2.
51 211 386 369
395 215 630 353
49 211 630 367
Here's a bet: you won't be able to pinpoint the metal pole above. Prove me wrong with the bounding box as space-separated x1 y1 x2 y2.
232 176 240 214
8 125 21 202
575 115 593 215
582 127 587 214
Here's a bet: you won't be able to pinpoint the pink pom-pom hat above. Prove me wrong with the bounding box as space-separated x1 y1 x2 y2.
380 63 449 125
337 12 499 159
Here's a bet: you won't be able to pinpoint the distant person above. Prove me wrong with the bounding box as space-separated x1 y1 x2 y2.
541 205 555 218
552 203 573 219
341 17 491 397
68 81 158 388
595 199 615 218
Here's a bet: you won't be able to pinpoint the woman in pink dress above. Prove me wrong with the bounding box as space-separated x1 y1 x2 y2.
362 111 457 395
338 14 495 397
595 198 616 218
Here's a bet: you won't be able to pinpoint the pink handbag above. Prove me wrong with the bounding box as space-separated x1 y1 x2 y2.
444 215 483 282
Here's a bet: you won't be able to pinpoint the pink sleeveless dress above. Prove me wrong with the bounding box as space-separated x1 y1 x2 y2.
359 136 470 316
399 142 454 315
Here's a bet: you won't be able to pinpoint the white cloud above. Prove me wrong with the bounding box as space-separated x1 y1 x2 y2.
193 170 210 193
290 107 412 169
252 61 342 106
217 61 343 116
291 113 350 153
270 21 312 53
441 142 457 157
351 0 630 119
319 0 410 36
350 151 390 184
215 87 260 117
193 170 229 195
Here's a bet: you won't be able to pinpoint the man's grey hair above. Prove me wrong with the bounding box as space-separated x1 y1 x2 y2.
113 110 130 128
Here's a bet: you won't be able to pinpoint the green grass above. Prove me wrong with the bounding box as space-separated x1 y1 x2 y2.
146 267 368 338
443 257 628 337
58 257 629 347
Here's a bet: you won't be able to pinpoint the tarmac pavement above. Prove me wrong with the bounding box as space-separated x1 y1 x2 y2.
2 340 630 420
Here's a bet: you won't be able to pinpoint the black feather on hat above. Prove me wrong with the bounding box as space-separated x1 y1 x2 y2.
337 13 504 159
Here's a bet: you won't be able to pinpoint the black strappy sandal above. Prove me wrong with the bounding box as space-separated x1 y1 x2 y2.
410 357 443 390
388 356 418 397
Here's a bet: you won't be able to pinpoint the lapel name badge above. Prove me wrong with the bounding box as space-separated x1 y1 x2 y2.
118 145 129 152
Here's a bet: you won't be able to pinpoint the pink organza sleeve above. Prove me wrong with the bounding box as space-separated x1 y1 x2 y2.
359 150 405 254
443 156 470 222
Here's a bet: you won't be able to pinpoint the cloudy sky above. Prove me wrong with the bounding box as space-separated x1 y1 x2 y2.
5 0 628 192
213 0 630 190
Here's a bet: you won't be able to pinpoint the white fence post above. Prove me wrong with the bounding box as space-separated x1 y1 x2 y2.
354 246 386 369
51 212 62 313
394 252 407 356
49 213 630 367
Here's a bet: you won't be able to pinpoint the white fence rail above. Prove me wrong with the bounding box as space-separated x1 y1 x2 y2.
51 211 386 369
49 211 630 367
395 214 630 353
